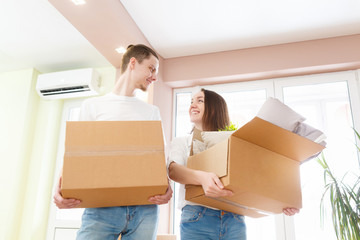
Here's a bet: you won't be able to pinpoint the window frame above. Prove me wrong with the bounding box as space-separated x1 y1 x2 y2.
170 70 360 240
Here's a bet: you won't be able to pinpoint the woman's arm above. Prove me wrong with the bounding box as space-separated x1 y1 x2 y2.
283 207 300 216
169 162 233 198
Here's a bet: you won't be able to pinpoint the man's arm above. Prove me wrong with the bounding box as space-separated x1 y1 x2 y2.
148 179 173 205
53 171 81 209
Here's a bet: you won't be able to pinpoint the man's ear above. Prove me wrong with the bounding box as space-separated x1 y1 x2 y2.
129 57 136 70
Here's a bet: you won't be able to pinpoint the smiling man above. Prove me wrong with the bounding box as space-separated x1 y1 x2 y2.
53 44 173 240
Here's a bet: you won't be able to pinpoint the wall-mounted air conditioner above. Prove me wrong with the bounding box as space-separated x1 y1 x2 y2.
36 68 101 99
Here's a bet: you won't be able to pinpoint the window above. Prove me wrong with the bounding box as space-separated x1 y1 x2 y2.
274 72 360 240
46 99 84 240
171 70 360 239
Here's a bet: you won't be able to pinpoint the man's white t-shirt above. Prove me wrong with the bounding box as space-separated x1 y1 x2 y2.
80 92 161 121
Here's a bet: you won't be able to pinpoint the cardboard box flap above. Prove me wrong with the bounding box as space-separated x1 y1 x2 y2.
187 139 229 178
65 121 164 153
231 117 324 162
190 127 203 156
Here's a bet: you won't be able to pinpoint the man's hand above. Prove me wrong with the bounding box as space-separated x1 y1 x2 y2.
148 181 173 205
283 207 300 216
53 176 81 209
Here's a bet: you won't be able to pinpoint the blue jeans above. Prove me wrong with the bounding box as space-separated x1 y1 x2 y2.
180 205 246 240
76 205 159 240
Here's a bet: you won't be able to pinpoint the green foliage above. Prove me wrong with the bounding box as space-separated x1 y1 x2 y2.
318 129 360 240
354 128 360 153
219 122 238 131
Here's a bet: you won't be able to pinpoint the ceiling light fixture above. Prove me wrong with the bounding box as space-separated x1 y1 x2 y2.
115 47 126 54
72 0 86 5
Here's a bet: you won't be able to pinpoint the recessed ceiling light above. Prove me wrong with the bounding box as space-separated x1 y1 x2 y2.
115 47 126 54
72 0 86 5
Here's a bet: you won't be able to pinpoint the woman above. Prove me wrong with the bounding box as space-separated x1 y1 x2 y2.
168 88 298 240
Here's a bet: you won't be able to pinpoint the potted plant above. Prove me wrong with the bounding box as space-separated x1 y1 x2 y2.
318 130 360 240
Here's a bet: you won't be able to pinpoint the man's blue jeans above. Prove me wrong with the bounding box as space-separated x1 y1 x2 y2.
76 205 159 240
180 205 247 240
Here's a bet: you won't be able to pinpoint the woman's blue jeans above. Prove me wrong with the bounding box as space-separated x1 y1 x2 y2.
76 205 159 240
180 205 247 240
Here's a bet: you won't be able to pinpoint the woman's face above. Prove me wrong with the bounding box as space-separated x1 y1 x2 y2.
189 91 205 129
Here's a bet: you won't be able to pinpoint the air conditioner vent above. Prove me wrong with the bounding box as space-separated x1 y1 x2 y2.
40 85 90 96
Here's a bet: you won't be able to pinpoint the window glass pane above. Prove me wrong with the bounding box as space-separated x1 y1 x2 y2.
175 92 192 137
282 81 358 240
173 92 191 237
54 228 79 240
246 217 277 240
220 90 267 127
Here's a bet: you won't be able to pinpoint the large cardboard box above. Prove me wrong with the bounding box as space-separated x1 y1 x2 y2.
61 121 168 208
186 117 324 218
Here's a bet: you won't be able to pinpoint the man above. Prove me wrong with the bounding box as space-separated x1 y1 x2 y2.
53 44 173 240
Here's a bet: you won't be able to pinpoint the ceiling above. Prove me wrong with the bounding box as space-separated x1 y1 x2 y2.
0 0 110 73
1 0 360 74
120 0 360 58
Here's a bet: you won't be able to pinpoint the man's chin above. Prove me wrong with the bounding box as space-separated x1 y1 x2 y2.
139 85 149 92
136 81 151 92
139 86 149 92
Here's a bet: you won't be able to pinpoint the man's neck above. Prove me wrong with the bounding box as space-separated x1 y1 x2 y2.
112 73 136 97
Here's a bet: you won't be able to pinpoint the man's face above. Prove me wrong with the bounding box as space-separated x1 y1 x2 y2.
132 55 159 91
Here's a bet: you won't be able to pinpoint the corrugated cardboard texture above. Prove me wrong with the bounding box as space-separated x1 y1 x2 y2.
65 121 164 152
186 117 325 217
61 121 168 208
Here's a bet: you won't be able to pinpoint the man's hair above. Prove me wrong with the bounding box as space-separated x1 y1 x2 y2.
120 44 159 73
201 88 230 131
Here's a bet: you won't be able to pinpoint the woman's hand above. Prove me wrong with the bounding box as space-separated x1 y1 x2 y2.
168 162 232 198
198 171 233 198
283 207 300 216
53 176 81 209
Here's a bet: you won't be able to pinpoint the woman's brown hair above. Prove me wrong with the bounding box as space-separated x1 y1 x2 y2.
120 44 159 73
201 88 230 131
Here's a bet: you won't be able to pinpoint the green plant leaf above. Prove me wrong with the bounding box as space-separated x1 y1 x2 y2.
318 129 360 240
218 121 238 131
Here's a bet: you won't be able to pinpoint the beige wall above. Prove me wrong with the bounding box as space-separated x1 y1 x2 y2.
162 34 360 88
0 67 117 240
0 69 63 240
154 34 360 141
